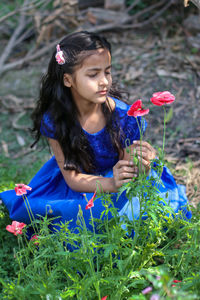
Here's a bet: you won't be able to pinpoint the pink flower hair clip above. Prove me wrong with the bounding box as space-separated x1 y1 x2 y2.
55 44 65 65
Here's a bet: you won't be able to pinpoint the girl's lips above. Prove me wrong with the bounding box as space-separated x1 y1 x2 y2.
97 90 107 95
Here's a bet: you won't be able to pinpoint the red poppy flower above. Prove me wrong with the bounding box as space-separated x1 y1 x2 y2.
173 280 182 283
101 297 108 300
85 191 97 210
15 183 32 196
127 100 149 117
172 279 182 287
6 221 26 236
150 91 175 106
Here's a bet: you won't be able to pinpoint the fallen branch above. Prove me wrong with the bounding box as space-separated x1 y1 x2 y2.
0 0 54 75
0 0 28 73
0 0 51 24
0 0 176 75
179 137 200 143
125 0 141 14
82 0 174 32
130 0 167 23
13 147 36 159
12 112 27 130
0 38 60 75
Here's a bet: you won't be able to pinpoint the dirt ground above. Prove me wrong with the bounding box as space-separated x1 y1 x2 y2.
0 11 200 205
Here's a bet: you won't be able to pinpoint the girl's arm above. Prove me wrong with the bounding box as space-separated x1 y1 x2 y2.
48 138 137 193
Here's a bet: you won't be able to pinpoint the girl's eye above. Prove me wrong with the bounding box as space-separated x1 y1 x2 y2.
88 73 97 78
105 71 111 75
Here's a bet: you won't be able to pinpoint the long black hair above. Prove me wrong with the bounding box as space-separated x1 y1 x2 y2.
31 31 124 173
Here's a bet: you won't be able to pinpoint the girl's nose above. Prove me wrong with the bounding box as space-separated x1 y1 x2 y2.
99 75 109 86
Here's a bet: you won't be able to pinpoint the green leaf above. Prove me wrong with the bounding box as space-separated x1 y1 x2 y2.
165 107 173 123
103 244 118 258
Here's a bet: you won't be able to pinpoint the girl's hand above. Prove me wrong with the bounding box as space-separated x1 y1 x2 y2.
132 141 156 173
113 160 138 190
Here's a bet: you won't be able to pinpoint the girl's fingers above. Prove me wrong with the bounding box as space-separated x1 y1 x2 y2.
133 146 156 160
121 166 138 173
133 149 149 161
133 141 156 153
117 174 138 186
137 156 151 171
120 177 137 184
113 160 138 188
115 160 134 169
133 140 152 149
118 171 137 180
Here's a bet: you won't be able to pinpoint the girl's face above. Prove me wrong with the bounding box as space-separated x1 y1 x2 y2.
63 48 112 108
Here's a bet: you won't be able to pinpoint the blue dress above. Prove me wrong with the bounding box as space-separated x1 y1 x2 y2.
0 98 191 231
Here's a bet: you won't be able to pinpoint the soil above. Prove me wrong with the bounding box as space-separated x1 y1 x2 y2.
0 11 200 205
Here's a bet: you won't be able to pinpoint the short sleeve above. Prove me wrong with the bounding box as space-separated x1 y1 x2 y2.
114 98 147 148
40 112 56 139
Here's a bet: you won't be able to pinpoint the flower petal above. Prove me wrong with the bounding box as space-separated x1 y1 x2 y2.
142 286 153 295
151 91 175 106
23 185 32 191
6 225 15 234
85 199 94 210
6 221 26 236
15 183 32 196
127 100 142 116
85 191 97 210
133 108 149 117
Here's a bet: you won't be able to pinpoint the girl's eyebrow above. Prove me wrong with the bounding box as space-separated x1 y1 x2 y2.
86 65 112 72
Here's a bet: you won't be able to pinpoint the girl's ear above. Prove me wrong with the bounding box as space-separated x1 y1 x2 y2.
63 74 73 87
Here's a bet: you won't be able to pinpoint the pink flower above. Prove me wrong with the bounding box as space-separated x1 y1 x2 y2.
6 221 26 236
55 52 65 65
101 297 108 300
30 235 39 245
127 100 149 117
150 91 175 106
85 191 97 210
142 286 153 295
55 45 65 65
150 294 160 300
15 183 32 196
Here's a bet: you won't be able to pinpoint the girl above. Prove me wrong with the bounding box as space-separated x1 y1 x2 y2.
0 31 191 231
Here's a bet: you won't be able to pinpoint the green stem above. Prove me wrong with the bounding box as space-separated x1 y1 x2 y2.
162 107 166 161
81 211 101 299
130 197 136 231
136 117 144 174
17 236 24 273
132 193 143 250
90 208 99 273
104 212 113 272
131 117 145 248
19 234 29 267
24 195 39 233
